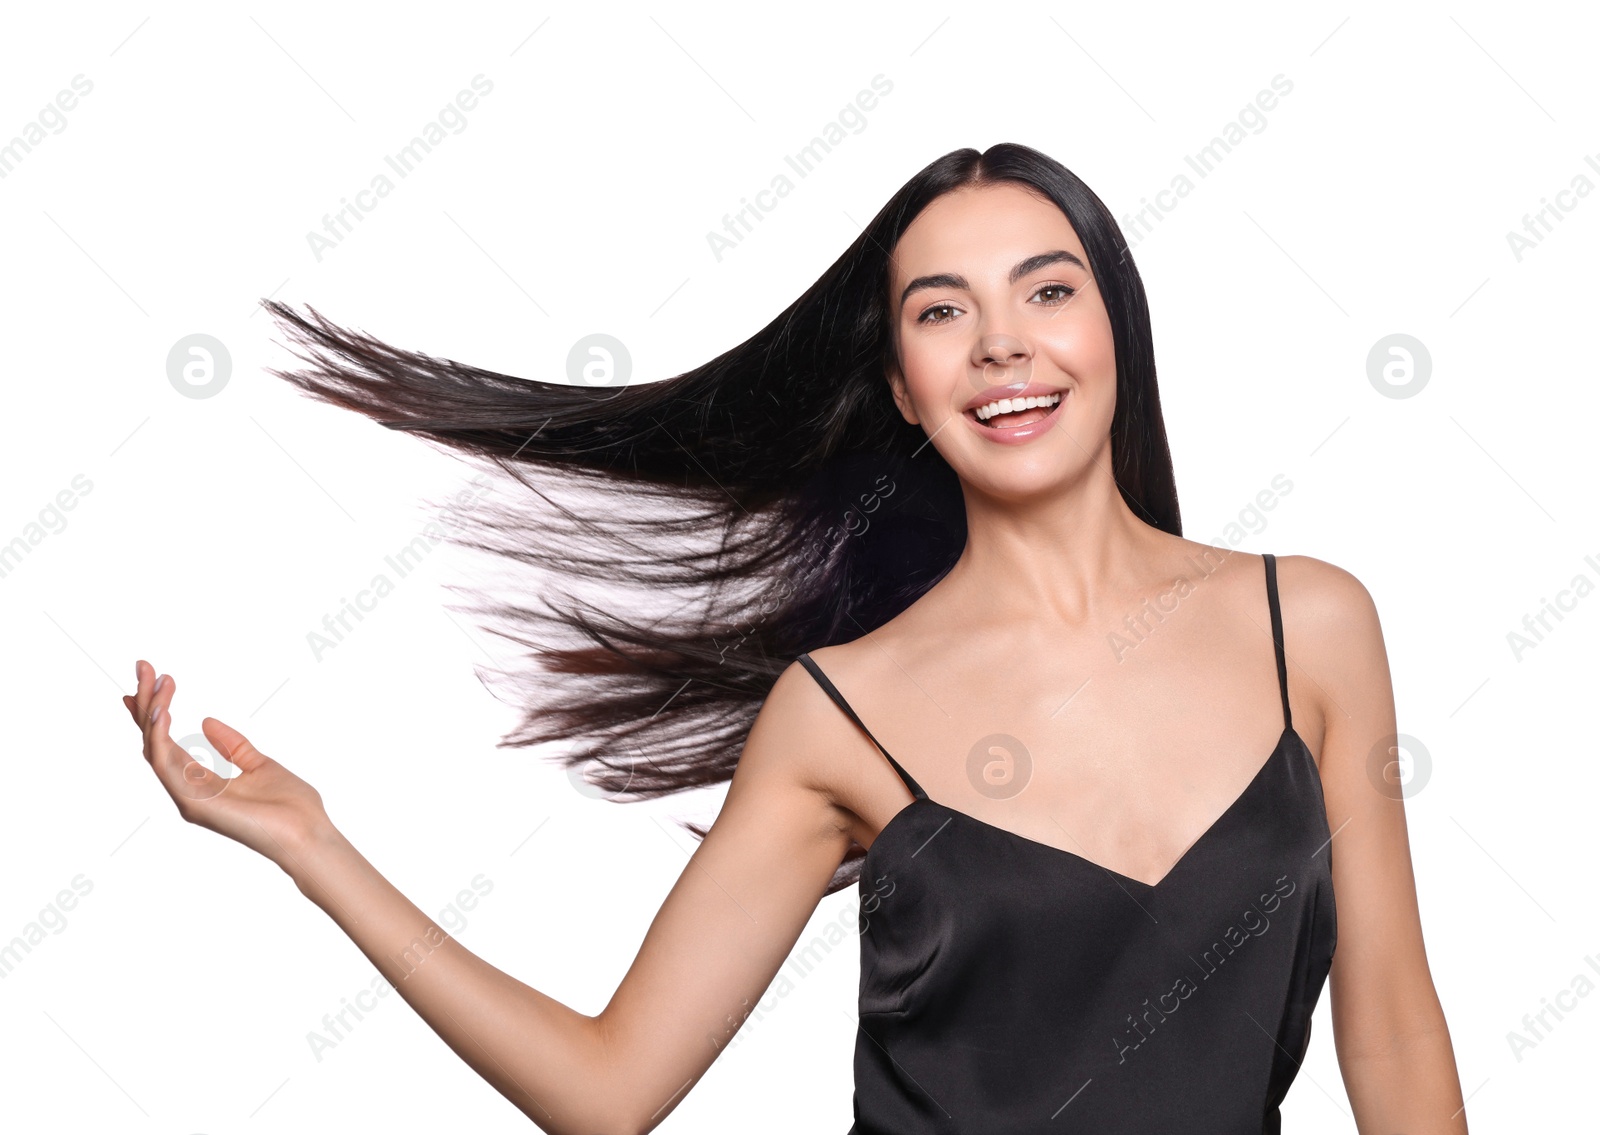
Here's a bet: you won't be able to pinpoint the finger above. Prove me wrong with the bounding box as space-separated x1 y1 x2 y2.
123 693 149 732
145 695 226 806
133 659 161 725
133 659 149 721
141 674 172 768
200 716 267 774
141 673 181 779
141 671 177 752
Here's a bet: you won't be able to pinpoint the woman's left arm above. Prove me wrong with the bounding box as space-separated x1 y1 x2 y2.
1285 555 1468 1134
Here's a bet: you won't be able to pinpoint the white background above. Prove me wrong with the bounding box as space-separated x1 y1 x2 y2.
1 1 1595 1131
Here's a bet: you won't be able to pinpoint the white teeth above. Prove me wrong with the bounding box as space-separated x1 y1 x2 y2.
974 392 1062 421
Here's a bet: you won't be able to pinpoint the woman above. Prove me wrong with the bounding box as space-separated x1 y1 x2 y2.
125 143 1466 1133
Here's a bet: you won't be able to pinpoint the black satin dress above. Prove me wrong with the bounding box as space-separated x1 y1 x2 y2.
797 553 1337 1134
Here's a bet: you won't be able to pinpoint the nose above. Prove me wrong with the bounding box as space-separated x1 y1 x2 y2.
971 333 1032 388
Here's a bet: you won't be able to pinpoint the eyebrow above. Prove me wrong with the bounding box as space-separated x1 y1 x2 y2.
899 249 1087 309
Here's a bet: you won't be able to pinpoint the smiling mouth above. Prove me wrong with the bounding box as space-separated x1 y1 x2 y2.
966 391 1065 429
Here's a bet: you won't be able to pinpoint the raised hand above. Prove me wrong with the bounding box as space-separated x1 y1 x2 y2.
124 659 332 872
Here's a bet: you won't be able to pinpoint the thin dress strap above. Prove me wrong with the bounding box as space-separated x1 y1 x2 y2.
796 654 928 800
1263 553 1293 732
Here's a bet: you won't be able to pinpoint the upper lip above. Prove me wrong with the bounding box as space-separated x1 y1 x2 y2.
963 382 1067 413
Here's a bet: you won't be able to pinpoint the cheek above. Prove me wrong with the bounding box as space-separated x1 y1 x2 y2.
899 336 968 409
1043 314 1117 382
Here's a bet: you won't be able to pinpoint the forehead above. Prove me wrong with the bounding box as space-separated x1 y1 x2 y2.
889 182 1084 284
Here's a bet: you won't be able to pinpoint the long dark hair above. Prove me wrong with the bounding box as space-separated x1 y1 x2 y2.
261 142 1180 894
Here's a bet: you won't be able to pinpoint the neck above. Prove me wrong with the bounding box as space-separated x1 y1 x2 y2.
938 466 1174 629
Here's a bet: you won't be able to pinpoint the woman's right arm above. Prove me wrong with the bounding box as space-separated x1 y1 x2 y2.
128 659 857 1135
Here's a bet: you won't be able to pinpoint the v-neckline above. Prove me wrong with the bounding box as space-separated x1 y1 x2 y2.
863 726 1305 892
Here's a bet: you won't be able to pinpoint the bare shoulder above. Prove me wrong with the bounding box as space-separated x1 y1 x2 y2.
1176 543 1383 658
1271 552 1381 625
747 654 877 837
1269 553 1394 756
1271 552 1387 659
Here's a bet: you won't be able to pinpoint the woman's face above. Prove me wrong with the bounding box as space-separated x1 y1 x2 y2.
885 182 1118 500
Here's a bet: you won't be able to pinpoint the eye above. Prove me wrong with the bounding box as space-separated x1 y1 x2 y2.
1031 283 1076 306
916 302 961 326
915 283 1078 326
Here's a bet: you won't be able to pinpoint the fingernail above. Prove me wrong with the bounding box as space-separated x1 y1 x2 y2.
148 703 161 725
153 674 166 695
